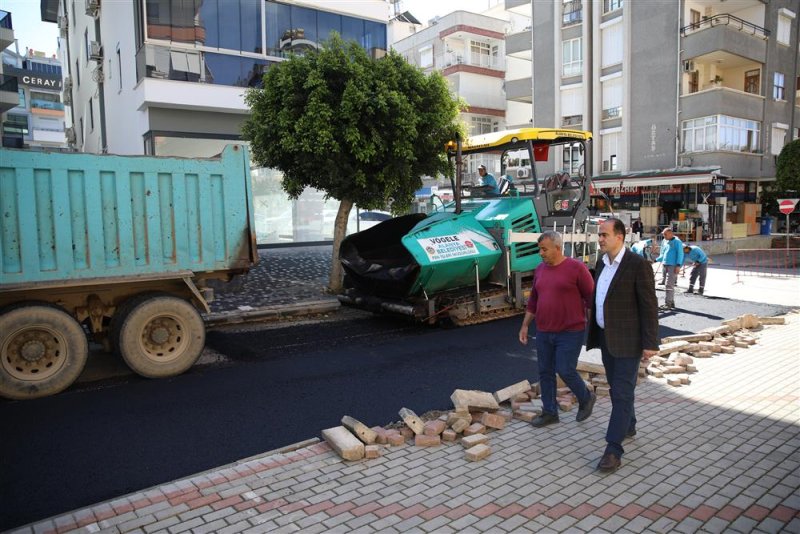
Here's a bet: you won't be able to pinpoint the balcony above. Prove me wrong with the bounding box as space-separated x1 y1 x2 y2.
602 106 622 121
681 86 765 123
505 77 532 103
563 1 583 27
436 52 504 72
505 29 531 58
0 10 14 50
0 74 19 113
681 14 768 64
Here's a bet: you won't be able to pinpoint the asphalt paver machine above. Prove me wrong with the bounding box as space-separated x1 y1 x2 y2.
338 128 594 325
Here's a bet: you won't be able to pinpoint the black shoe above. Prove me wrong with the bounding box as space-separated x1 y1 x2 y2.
576 391 596 422
698 288 704 295
626 428 637 438
658 304 674 311
530 413 559 427
597 452 621 473
686 287 694 294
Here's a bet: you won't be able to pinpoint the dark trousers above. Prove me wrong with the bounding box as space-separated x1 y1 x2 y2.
597 328 641 458
689 262 707 290
535 330 590 415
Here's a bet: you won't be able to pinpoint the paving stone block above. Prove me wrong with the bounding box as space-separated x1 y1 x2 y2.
480 412 506 430
364 445 381 459
596 386 610 396
442 429 457 442
513 410 536 422
398 408 425 435
758 316 785 325
658 340 690 356
423 420 447 436
667 377 682 387
465 444 491 462
450 389 500 411
399 427 414 440
493 379 531 403
450 418 469 434
414 434 441 447
463 423 486 436
385 430 405 447
321 426 365 461
461 434 489 448
341 416 377 445
661 333 713 343
371 426 388 445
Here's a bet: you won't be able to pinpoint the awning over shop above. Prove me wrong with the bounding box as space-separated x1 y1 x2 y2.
591 167 722 189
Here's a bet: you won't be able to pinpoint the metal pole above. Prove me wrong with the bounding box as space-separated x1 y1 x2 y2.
787 213 791 253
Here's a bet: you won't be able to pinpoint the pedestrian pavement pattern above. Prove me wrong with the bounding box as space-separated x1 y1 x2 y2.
17 315 800 533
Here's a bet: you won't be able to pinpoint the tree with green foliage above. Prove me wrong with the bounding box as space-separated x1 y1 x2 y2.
762 139 800 216
243 33 463 292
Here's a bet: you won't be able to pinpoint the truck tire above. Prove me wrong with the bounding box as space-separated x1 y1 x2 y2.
0 303 89 400
117 295 205 378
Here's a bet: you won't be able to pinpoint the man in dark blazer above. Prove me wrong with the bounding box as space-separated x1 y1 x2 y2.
587 218 659 472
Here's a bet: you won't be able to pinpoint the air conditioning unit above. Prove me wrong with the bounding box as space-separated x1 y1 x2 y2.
683 60 695 73
92 65 104 84
65 127 76 144
89 41 103 61
86 0 100 17
57 15 69 37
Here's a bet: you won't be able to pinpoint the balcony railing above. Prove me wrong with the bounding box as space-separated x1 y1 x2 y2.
437 52 504 71
680 14 769 40
0 10 12 30
562 1 583 26
602 106 622 120
31 99 65 111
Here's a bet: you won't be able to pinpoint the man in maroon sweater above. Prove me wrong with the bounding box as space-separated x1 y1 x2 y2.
519 231 596 427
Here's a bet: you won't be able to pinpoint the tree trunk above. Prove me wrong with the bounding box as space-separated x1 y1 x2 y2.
328 198 354 293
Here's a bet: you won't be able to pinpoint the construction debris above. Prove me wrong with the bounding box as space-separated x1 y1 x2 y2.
450 389 500 411
341 415 377 445
398 407 425 435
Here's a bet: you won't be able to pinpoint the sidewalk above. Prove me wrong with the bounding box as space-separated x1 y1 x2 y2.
17 314 800 533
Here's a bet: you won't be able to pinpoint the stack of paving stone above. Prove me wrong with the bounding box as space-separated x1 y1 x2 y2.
321 379 548 462
643 313 784 387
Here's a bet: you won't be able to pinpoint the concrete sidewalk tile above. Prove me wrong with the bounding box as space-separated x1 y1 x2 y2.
743 503 771 521
593 502 622 519
728 515 759 532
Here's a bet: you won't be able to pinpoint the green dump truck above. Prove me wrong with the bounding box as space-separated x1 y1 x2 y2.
0 145 256 399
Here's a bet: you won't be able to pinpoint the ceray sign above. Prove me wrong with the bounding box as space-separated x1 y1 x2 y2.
778 199 799 215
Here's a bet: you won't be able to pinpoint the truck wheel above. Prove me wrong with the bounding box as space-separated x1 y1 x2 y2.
118 296 205 378
0 304 89 400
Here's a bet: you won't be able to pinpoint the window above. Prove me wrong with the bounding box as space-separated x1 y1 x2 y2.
419 45 433 68
777 10 794 46
602 77 622 120
774 72 785 101
601 23 623 67
602 132 619 172
562 145 582 175
4 114 29 135
682 115 760 153
471 116 493 136
604 0 622 14
744 69 760 95
17 88 25 107
562 0 582 26
562 38 582 77
84 29 90 63
771 124 787 155
470 40 491 68
560 87 582 125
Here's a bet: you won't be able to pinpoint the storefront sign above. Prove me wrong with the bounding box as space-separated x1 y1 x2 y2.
658 185 682 194
710 175 725 193
3 66 62 91
735 183 745 193
610 186 640 196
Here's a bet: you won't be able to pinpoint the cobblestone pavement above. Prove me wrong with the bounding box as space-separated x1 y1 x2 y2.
17 313 800 533
209 246 335 313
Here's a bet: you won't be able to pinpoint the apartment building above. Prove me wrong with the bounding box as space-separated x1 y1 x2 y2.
0 10 18 142
394 8 530 184
41 0 388 244
506 0 799 238
1 47 67 149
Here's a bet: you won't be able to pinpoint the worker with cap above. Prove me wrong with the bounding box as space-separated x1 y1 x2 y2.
683 244 708 295
630 238 653 260
657 227 684 310
478 164 499 194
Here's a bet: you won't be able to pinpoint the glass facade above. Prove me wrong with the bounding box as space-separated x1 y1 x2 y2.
138 0 387 245
681 115 761 154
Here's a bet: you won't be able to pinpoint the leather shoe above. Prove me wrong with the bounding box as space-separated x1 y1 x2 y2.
530 412 559 427
576 391 596 422
597 452 621 473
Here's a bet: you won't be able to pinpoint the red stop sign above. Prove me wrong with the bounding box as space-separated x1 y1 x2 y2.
779 199 797 215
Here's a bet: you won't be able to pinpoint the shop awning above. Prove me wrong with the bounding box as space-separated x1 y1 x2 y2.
591 167 722 189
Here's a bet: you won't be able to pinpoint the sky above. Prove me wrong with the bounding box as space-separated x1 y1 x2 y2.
3 0 494 60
